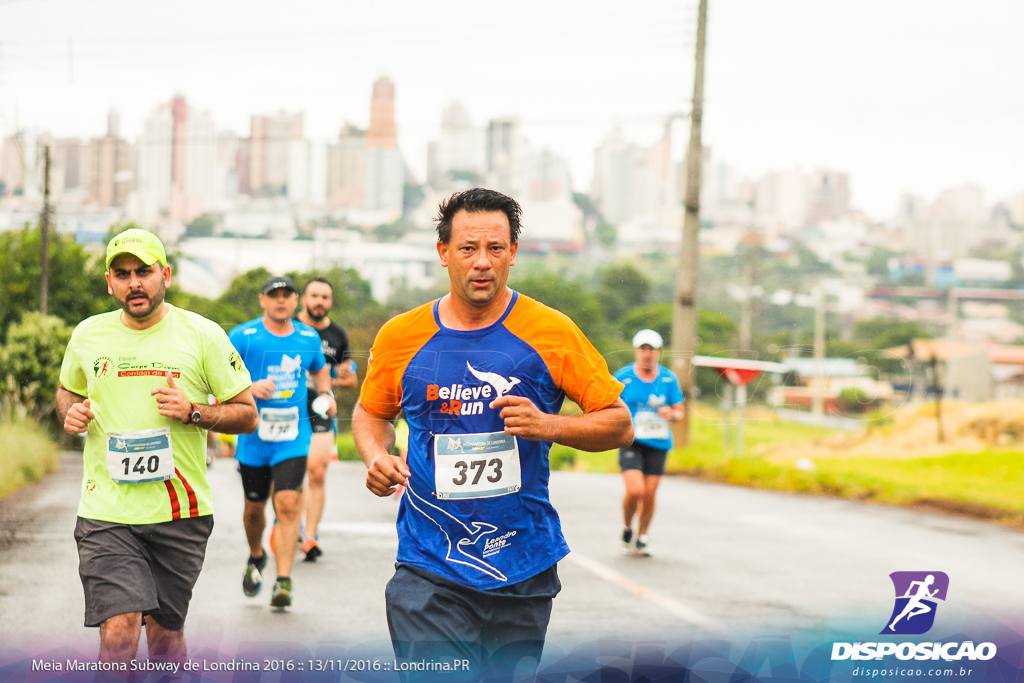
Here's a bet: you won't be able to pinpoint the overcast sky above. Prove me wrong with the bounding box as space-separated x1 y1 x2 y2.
1 0 1022 218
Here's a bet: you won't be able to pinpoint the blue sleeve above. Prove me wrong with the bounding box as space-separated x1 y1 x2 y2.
309 339 326 373
668 372 685 404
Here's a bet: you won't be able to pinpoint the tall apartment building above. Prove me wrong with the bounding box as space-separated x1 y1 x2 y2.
364 77 403 215
434 102 485 185
0 129 41 198
325 78 403 219
327 123 367 208
806 170 850 225
485 117 522 198
135 95 219 221
89 110 131 207
248 111 304 196
591 124 676 228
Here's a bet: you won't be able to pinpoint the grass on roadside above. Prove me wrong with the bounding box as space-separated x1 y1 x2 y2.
562 403 1024 526
0 418 59 500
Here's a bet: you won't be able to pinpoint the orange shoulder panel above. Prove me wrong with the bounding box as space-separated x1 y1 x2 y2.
359 301 439 419
502 294 624 412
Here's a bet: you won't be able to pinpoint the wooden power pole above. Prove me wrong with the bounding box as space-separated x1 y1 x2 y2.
670 0 708 446
40 144 52 316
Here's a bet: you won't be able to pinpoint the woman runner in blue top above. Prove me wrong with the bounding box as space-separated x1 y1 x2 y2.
613 329 684 556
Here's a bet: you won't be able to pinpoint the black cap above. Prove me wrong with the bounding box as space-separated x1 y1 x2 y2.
261 275 297 295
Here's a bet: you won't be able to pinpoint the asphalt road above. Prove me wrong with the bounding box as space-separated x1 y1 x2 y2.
1 450 1022 669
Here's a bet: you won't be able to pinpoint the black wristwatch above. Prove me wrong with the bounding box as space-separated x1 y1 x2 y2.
183 402 201 425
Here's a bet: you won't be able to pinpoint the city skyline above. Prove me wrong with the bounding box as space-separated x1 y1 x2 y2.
1 0 1023 219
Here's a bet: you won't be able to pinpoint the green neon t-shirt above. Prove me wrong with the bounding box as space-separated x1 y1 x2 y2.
59 305 252 524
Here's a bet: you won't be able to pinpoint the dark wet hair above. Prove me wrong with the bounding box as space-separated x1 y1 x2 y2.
302 276 333 295
434 188 522 244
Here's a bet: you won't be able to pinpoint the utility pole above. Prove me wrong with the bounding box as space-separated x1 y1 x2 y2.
669 0 707 446
40 144 52 316
812 286 825 417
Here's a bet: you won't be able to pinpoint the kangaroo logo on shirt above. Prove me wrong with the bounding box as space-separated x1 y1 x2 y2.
466 362 521 396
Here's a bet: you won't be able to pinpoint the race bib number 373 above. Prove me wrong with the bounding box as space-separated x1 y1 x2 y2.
434 432 522 500
106 427 176 484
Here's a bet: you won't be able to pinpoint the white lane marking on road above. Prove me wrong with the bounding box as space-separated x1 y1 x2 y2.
568 552 727 634
316 521 397 536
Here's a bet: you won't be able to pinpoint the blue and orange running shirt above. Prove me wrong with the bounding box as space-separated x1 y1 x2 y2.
229 319 326 466
361 291 624 590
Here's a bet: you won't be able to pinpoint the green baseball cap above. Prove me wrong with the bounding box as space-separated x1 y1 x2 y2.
105 228 167 270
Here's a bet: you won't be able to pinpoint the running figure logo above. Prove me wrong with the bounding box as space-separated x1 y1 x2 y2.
881 571 949 635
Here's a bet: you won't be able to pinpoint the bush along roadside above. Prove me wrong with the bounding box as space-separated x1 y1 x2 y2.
0 417 59 500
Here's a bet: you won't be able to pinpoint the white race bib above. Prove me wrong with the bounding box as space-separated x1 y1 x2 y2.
434 432 522 500
634 411 670 441
107 427 176 484
258 406 300 442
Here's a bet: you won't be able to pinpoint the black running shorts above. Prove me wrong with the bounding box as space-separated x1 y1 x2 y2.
239 456 307 501
307 394 336 434
385 563 559 680
618 442 668 476
74 515 213 630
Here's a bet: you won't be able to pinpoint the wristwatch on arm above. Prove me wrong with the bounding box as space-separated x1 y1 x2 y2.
183 402 202 425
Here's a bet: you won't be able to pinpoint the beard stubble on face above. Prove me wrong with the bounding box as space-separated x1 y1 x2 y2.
119 287 165 320
305 305 328 322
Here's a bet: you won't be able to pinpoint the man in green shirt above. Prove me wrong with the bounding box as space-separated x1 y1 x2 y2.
56 228 259 667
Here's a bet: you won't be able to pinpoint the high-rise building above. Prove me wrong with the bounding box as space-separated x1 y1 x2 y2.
364 77 403 215
327 123 367 208
434 102 484 185
0 129 40 198
135 95 219 221
248 111 304 196
89 109 131 207
366 77 396 148
806 170 850 225
485 117 522 198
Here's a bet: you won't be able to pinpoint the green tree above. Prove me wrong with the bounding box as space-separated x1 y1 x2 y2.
373 220 409 242
866 246 896 277
510 272 606 348
595 222 617 247
617 303 672 343
403 183 426 215
214 267 274 321
0 226 111 337
598 263 651 325
185 214 217 238
0 313 73 419
853 318 932 349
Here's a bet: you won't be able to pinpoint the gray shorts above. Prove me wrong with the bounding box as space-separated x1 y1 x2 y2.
74 515 213 630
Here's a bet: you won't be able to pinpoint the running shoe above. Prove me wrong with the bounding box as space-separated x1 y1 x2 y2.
635 535 651 557
301 536 322 563
242 551 267 597
621 527 633 553
270 577 293 608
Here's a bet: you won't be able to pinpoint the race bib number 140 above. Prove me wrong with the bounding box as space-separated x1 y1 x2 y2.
107 427 176 484
434 432 522 500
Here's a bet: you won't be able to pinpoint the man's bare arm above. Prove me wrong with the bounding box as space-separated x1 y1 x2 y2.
490 396 634 452
353 402 408 496
57 384 94 434
201 388 259 434
334 361 358 390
